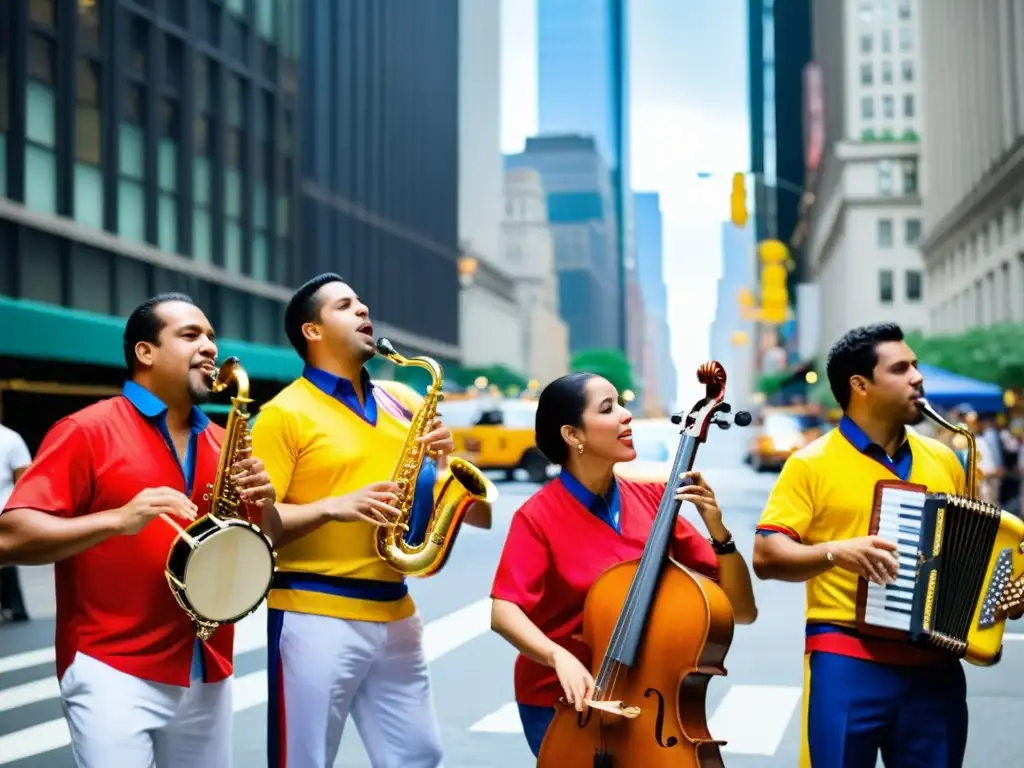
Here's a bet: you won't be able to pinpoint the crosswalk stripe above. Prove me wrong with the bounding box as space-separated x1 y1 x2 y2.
469 702 522 733
467 683 805 754
708 684 802 755
0 598 492 765
0 647 55 675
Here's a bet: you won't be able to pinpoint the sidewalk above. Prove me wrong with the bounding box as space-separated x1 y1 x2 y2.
10 564 55 618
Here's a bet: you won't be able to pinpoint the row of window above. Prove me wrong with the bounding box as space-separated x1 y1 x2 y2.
861 93 916 120
860 60 914 85
858 0 913 23
7 5 296 282
859 27 914 55
877 216 921 247
878 159 918 196
879 268 922 303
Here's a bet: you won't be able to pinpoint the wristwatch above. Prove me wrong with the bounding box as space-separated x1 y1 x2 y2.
709 533 737 556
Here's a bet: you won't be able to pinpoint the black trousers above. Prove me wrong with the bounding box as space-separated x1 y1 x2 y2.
0 565 27 618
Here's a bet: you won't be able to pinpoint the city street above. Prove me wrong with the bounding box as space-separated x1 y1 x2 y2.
4 428 1024 767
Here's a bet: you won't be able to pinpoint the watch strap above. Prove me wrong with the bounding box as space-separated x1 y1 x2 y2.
709 534 737 555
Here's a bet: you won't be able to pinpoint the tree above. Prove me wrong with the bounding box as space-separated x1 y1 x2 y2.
570 348 636 393
906 325 1024 389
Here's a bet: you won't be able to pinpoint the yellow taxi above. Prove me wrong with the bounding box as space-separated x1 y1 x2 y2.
746 406 826 471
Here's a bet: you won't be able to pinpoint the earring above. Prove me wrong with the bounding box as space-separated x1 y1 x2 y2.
576 442 584 455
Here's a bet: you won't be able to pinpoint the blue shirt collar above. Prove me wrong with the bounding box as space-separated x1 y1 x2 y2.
302 364 377 424
559 468 621 532
122 380 209 434
838 414 912 480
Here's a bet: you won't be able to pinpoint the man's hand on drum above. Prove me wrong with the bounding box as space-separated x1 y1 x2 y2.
232 456 277 508
115 487 198 535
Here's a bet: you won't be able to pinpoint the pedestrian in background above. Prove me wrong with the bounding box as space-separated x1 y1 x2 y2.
0 419 31 623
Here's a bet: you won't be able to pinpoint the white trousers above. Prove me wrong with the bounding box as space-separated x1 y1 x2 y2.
274 610 444 768
59 652 233 768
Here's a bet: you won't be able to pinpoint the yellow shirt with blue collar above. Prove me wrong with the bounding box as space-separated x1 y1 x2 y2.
121 381 210 684
757 414 964 647
250 365 441 623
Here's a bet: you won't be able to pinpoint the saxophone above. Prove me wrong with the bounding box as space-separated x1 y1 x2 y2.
204 356 255 520
374 337 498 577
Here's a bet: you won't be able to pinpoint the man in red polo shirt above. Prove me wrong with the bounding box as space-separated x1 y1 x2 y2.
0 293 281 768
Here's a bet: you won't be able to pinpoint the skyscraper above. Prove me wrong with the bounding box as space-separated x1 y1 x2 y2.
634 192 676 414
536 0 631 355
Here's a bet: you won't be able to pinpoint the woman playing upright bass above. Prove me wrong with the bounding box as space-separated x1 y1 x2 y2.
489 371 758 759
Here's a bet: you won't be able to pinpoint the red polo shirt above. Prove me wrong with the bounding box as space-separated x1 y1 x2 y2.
490 475 720 706
2 392 234 686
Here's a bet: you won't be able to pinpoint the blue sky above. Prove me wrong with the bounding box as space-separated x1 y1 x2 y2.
500 0 750 403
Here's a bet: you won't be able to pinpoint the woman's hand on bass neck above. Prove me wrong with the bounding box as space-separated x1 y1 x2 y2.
675 470 731 541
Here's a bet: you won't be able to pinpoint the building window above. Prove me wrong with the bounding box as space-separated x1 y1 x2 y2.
119 82 147 243
158 100 180 253
878 218 894 247
906 218 922 244
74 59 103 229
881 31 892 53
880 0 892 19
882 95 894 119
900 27 912 51
882 61 893 84
192 55 216 264
899 0 911 19
878 159 893 194
902 159 918 194
0 13 9 197
276 109 294 278
903 94 915 118
251 90 273 281
905 269 922 301
879 269 894 302
859 1 873 23
25 33 57 214
861 64 873 85
256 0 275 40
860 35 873 54
901 60 914 82
862 96 875 119
224 74 245 274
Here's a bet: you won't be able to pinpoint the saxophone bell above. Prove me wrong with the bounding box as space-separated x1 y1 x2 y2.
374 337 498 577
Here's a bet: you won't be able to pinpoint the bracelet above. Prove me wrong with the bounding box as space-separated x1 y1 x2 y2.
709 533 737 555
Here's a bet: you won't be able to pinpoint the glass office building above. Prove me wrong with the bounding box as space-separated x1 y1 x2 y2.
297 0 462 364
0 0 300 372
537 0 630 352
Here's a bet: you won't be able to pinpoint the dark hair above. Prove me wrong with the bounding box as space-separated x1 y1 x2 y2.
534 372 596 465
123 293 196 372
284 272 345 360
826 322 904 410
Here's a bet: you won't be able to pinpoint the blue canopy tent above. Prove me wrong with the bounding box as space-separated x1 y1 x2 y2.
918 363 1005 413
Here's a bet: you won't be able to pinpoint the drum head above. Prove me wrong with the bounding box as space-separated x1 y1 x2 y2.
182 524 274 622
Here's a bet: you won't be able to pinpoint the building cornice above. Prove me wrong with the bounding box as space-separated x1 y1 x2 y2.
920 136 1024 258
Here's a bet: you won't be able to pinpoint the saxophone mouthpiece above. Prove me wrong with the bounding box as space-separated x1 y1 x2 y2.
376 337 397 358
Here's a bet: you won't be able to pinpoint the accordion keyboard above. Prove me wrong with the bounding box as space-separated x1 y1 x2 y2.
863 485 926 632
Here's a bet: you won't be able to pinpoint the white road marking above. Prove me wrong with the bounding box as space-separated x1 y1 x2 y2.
468 684 805 755
470 702 522 733
708 684 802 755
0 598 492 765
0 647 55 675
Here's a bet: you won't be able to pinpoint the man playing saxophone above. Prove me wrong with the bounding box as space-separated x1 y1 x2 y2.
251 272 490 768
0 294 280 768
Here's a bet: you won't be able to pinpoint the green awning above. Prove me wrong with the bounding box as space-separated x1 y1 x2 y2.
0 296 302 383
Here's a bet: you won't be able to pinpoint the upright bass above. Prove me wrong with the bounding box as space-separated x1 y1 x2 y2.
537 361 751 767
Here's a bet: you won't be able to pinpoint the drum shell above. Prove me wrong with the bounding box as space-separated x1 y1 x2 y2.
166 517 274 625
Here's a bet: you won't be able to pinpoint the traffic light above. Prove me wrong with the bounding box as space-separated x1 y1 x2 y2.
758 239 789 324
730 172 748 228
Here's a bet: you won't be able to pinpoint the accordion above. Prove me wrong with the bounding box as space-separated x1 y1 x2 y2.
855 479 1024 666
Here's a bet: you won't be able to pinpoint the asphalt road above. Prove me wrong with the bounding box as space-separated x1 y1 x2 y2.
4 428 1024 766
